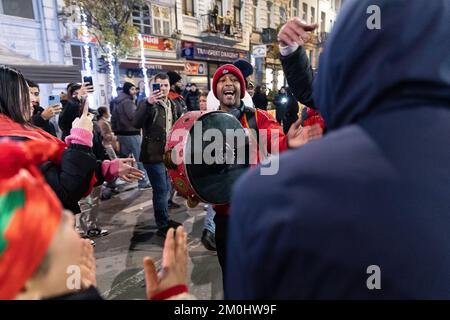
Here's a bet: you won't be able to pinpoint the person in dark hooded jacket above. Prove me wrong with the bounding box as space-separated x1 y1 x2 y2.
111 82 151 189
226 0 450 299
167 71 187 117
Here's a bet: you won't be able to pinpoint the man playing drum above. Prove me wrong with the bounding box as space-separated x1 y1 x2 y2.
209 64 323 280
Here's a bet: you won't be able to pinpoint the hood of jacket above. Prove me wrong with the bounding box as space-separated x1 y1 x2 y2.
314 0 450 131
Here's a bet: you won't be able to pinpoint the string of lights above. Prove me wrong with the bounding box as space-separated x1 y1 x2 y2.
137 33 150 97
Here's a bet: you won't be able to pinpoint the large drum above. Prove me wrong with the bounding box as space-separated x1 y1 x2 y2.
165 111 252 208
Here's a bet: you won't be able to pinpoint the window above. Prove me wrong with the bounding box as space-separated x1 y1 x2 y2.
279 6 286 24
183 0 195 16
252 0 258 30
71 45 83 69
267 2 272 28
302 3 308 22
152 5 171 36
132 5 151 35
321 11 326 32
293 0 299 18
0 0 34 19
216 0 223 16
310 6 316 24
233 0 241 26
71 45 92 70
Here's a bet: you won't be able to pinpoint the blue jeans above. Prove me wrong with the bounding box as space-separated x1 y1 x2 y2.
144 162 170 229
204 204 216 233
117 135 150 188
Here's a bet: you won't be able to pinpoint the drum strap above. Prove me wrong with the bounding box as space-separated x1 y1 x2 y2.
244 108 259 144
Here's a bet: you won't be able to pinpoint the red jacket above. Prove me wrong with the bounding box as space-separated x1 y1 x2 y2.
213 109 288 215
303 107 326 130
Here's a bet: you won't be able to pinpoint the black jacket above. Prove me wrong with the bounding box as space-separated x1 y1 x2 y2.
59 99 81 140
111 92 140 135
280 46 315 108
31 105 57 136
252 92 268 110
227 0 450 299
283 93 300 134
133 98 178 163
185 90 200 111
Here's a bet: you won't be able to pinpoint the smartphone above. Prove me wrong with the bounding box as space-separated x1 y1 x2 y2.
83 76 93 85
152 83 161 92
83 76 94 92
48 95 60 106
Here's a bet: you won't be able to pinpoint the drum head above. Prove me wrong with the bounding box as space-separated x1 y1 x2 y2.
185 112 250 204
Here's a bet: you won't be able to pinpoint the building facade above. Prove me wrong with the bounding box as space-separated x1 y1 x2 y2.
0 0 71 98
177 0 251 91
2 0 343 107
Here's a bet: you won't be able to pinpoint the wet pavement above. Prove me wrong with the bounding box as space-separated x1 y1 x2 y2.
87 183 223 300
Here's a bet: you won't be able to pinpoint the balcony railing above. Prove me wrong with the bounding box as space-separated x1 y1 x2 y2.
199 14 243 41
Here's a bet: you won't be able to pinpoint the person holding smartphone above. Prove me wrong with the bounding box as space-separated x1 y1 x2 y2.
27 80 60 136
58 82 94 140
133 74 182 237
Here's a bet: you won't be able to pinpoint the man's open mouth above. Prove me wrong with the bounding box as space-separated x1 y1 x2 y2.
224 90 235 97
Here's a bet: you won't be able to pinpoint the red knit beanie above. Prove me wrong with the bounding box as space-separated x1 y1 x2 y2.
212 64 246 99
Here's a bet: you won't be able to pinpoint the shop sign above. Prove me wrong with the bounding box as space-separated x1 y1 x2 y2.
134 35 175 51
184 62 206 75
182 42 249 63
252 45 267 58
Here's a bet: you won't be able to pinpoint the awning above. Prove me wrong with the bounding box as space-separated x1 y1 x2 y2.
0 44 82 84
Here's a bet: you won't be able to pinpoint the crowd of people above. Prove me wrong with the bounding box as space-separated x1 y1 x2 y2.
1 0 449 300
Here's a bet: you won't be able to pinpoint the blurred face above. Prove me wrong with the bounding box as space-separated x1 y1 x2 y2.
129 86 137 98
190 85 197 92
17 210 83 299
29 87 40 108
280 88 286 94
247 86 255 97
217 74 241 110
72 89 80 99
155 78 170 99
199 95 207 111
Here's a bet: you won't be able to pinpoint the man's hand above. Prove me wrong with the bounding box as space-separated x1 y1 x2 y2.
278 18 318 47
41 104 62 120
117 158 145 182
144 226 188 299
72 98 93 132
147 90 164 105
287 121 323 149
